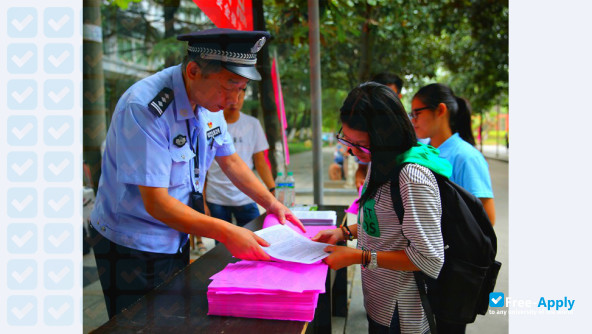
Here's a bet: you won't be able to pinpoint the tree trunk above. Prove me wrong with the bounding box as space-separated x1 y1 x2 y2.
83 0 108 192
253 0 282 176
163 0 180 67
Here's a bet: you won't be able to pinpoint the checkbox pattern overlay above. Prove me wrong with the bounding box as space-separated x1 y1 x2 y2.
2 2 81 332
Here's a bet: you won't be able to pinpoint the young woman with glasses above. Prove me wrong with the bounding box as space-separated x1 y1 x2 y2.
410 83 496 225
313 82 453 334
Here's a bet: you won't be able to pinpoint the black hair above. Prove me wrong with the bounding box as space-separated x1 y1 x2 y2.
182 53 223 77
370 72 404 94
413 83 476 146
340 82 417 205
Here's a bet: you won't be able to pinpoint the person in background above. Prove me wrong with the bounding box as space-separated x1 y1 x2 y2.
203 87 275 227
411 83 496 225
329 142 347 180
314 82 451 334
89 28 303 319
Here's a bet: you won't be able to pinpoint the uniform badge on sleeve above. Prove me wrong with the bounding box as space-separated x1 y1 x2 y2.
206 127 221 139
173 134 187 147
148 87 174 117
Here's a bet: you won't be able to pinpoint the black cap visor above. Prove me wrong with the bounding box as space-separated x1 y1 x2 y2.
223 63 262 81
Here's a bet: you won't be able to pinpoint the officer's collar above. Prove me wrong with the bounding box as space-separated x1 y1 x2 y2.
173 64 195 121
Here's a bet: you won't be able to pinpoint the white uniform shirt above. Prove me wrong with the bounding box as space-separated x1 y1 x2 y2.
206 112 269 206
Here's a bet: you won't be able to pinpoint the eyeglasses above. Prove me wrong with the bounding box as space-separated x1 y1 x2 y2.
408 106 432 119
336 127 371 154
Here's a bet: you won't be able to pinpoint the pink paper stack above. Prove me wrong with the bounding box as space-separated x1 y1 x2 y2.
207 260 327 321
207 214 336 322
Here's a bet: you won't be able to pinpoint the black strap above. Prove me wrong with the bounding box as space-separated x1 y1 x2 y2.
185 120 199 193
391 164 437 334
414 271 437 334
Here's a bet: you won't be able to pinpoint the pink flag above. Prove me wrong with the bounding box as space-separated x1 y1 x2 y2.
271 57 289 165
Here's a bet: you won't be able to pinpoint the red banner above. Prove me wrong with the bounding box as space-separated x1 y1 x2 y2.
272 57 289 166
192 0 253 31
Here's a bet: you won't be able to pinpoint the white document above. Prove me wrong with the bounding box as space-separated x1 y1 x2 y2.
255 224 331 264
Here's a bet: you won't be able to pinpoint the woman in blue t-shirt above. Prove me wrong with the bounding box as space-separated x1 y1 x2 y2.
410 83 496 225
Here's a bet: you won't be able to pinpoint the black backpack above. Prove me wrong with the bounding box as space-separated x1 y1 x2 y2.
391 164 501 332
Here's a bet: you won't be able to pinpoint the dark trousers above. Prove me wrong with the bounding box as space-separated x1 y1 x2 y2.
367 305 402 334
90 224 189 319
435 318 467 334
367 306 466 334
206 201 260 227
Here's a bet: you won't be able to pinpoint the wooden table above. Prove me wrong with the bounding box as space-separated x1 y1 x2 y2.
92 206 348 334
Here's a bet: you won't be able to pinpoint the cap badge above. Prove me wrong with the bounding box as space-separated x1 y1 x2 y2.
251 37 266 53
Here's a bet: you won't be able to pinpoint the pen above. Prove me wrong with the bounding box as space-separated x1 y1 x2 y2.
339 212 347 228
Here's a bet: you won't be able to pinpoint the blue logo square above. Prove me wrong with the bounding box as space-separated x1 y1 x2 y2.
489 292 505 307
44 152 74 182
7 259 37 290
44 260 74 290
44 295 74 325
44 7 74 38
44 79 74 110
44 115 74 146
8 44 37 74
7 7 38 38
44 43 74 73
7 151 37 182
7 188 37 218
44 224 74 254
8 80 37 110
7 223 38 254
43 187 74 218
7 295 37 326
7 116 38 146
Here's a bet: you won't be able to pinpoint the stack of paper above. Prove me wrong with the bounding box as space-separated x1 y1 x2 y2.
207 261 328 321
207 214 337 322
293 210 337 226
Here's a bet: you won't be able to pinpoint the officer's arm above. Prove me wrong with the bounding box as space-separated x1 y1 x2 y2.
137 185 270 260
215 153 305 232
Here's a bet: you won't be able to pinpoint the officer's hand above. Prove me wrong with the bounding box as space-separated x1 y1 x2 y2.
322 245 358 270
311 228 343 245
267 200 306 232
223 225 271 261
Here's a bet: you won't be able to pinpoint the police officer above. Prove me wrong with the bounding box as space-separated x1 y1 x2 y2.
89 28 304 319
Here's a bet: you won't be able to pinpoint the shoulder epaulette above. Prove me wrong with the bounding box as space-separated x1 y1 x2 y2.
148 87 174 118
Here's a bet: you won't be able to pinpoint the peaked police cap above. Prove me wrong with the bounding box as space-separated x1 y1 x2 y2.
177 28 270 81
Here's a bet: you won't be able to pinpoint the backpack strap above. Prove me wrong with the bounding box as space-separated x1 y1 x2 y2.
391 163 438 334
414 271 438 334
390 164 405 224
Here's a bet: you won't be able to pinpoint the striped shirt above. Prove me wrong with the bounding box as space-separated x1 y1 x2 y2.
358 163 444 333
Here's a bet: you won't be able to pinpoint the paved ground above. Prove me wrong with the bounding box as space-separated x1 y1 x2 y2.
83 144 509 333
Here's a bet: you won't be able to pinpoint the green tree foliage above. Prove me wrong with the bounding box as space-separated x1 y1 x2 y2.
264 0 508 131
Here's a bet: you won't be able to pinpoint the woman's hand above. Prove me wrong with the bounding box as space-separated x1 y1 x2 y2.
311 228 344 245
322 245 360 270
